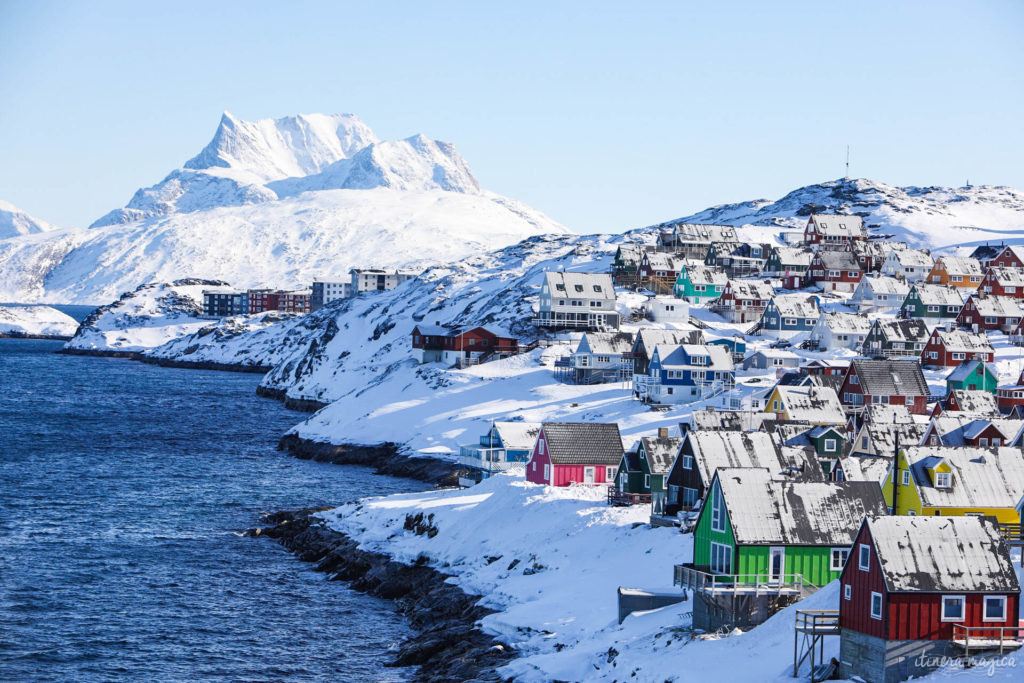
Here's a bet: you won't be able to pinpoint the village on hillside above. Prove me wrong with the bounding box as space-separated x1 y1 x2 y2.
197 213 1024 682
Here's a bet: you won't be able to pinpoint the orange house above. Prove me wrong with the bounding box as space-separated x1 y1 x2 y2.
925 256 983 289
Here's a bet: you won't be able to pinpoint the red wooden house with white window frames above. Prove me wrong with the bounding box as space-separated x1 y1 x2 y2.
920 327 994 368
525 422 624 487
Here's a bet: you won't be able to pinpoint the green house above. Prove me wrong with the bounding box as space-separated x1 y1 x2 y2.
673 264 727 304
900 283 964 319
946 360 999 395
612 433 681 512
690 467 887 588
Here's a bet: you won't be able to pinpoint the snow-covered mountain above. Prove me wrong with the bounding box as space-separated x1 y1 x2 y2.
654 178 1024 250
0 305 78 338
0 200 58 238
0 112 569 303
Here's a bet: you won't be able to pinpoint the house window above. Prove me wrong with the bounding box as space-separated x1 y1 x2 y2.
847 271 858 278
532 461 536 471
620 472 628 489
682 454 694 469
902 470 910 486
824 439 837 451
711 486 725 532
844 584 852 601
710 542 733 574
851 375 859 385
861 437 868 449
606 466 616 481
772 400 780 411
935 472 951 488
644 474 651 489
927 305 939 312
682 487 698 506
831 548 850 571
543 463 550 480
993 438 1002 446
858 544 870 571
870 592 883 620
984 596 1007 622
941 595 966 622
979 437 988 447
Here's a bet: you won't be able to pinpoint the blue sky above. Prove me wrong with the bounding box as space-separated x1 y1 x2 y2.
1 1 1022 232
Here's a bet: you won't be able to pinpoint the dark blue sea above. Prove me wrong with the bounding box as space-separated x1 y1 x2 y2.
0 339 426 681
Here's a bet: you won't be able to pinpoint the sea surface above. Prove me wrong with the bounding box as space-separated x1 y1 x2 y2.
0 339 427 681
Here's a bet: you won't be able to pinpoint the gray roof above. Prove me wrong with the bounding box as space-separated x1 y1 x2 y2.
540 422 624 466
544 271 616 301
770 296 819 318
861 422 925 457
685 410 777 432
904 445 1024 509
910 283 964 307
851 359 928 397
673 224 738 242
809 214 867 238
964 294 1022 317
773 385 847 424
639 436 683 474
633 328 705 355
866 515 1019 593
715 467 887 546
946 389 1000 417
838 456 892 484
686 431 822 487
814 250 861 271
890 248 934 268
493 422 542 451
577 331 635 355
936 256 984 276
931 328 994 354
869 319 929 345
864 404 916 425
725 280 775 300
682 264 729 286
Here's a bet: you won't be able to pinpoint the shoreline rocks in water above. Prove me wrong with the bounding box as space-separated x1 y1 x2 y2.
252 508 514 682
0 332 72 341
277 434 459 487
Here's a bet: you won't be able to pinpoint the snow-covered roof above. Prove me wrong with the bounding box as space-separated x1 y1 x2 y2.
935 256 983 276
771 247 813 266
931 328 994 354
839 456 891 484
633 328 705 354
672 224 738 242
869 318 929 345
541 422 624 466
904 446 1024 510
855 275 910 297
890 248 933 268
770 296 819 318
818 311 873 335
685 431 820 487
985 266 1024 287
862 422 925 457
910 283 965 307
577 331 635 355
544 271 616 301
726 280 775 300
493 421 542 451
715 468 886 546
413 323 449 336
866 515 1019 593
686 410 777 432
946 389 1001 417
864 403 916 425
681 264 729 286
809 214 866 238
639 436 683 474
654 343 734 371
773 385 846 424
964 294 1022 317
851 359 928 397
748 349 801 360
644 252 688 271
947 360 997 384
814 250 861 270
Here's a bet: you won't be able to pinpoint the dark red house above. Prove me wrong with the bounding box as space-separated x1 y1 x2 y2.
839 516 1020 682
979 267 1024 301
525 422 624 487
808 250 864 293
412 324 518 364
247 289 282 314
921 327 994 367
839 359 929 414
957 294 1022 333
989 245 1024 269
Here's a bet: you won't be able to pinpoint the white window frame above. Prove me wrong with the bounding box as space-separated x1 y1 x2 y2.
643 473 651 489
682 454 693 469
830 547 850 571
844 584 852 601
606 465 616 481
858 543 871 571
935 471 951 488
543 463 550 480
710 485 725 532
870 591 883 620
709 541 733 575
983 595 1008 622
902 470 910 486
941 595 966 622
824 438 837 451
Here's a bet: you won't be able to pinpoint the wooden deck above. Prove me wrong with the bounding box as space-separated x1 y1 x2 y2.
952 624 1024 657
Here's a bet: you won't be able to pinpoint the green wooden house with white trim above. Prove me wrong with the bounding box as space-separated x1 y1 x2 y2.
946 359 999 395
673 263 728 304
900 283 964 319
611 431 681 511
676 467 888 630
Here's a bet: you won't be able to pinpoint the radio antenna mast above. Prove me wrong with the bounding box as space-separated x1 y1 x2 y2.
844 145 850 180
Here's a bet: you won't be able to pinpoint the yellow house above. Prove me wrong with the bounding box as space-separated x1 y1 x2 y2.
882 446 1024 523
925 256 984 289
763 384 846 425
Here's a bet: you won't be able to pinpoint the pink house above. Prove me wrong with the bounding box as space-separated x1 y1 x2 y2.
526 422 625 486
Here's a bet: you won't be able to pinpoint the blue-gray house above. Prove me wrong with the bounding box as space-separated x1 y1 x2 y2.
757 296 819 339
634 343 735 405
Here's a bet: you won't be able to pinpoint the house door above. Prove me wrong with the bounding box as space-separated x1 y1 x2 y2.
584 467 595 484
769 547 785 583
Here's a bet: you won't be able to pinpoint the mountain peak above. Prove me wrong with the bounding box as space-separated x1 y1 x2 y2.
0 200 58 238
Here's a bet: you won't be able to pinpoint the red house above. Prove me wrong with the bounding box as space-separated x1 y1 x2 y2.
839 516 1020 682
921 327 994 367
957 294 1023 333
989 245 1024 269
525 422 624 487
996 370 1024 415
980 267 1024 300
803 214 867 246
709 279 775 323
808 250 864 293
247 289 282 314
411 324 518 365
839 359 929 414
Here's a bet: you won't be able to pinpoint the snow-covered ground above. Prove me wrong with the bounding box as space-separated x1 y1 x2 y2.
0 305 78 338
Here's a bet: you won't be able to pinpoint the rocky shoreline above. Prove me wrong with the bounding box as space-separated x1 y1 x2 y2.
255 385 328 412
251 508 514 682
58 347 273 373
1 332 73 341
278 434 459 487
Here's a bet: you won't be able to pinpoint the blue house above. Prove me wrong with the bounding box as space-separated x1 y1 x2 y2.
634 343 735 405
757 296 819 339
457 421 541 487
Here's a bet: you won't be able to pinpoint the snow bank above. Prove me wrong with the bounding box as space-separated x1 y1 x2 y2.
0 305 78 338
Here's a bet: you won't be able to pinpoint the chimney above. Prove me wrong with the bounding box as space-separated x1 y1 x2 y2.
658 427 669 438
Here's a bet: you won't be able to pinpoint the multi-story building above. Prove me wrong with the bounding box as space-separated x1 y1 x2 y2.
311 280 351 309
203 289 249 317
349 268 417 295
535 271 619 331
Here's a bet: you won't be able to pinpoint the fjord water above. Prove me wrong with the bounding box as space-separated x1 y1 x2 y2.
0 339 425 681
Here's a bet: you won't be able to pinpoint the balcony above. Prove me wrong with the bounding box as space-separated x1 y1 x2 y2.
673 563 813 597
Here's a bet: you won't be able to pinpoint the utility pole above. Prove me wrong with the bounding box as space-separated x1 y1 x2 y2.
891 414 900 515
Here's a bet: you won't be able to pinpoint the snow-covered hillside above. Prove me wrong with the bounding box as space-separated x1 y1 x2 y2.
0 305 78 338
657 178 1024 251
0 112 569 304
0 200 58 238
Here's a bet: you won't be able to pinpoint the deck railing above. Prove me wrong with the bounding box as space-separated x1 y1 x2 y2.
608 489 652 506
952 624 1024 657
794 609 840 635
997 522 1024 546
673 564 814 596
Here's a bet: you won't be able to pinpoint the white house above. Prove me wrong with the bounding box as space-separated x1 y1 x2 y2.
880 248 933 282
349 268 417 294
535 271 620 330
809 311 873 351
647 296 690 324
848 275 910 312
